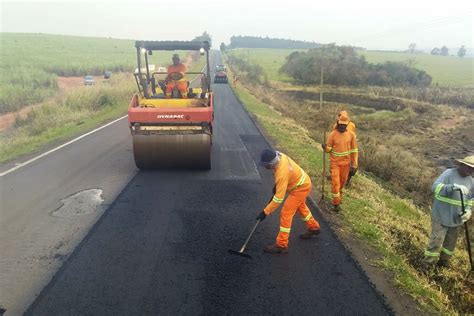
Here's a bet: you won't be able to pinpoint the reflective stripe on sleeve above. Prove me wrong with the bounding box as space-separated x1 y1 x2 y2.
280 226 291 233
434 183 444 195
272 196 284 204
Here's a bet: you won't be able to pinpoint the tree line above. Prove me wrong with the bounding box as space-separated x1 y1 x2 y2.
280 45 432 87
228 36 321 49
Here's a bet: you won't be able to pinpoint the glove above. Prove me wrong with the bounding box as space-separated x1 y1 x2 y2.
461 208 472 223
256 211 267 222
349 167 358 177
321 143 326 150
453 183 469 195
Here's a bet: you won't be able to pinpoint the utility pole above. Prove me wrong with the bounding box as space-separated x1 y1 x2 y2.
319 66 324 110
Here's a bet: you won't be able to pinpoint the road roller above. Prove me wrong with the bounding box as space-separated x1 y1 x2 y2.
128 41 213 169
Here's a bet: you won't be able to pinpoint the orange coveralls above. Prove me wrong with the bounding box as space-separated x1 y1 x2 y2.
166 63 188 98
263 153 320 248
324 130 358 206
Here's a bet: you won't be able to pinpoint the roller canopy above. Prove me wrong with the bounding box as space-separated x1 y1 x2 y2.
135 41 210 51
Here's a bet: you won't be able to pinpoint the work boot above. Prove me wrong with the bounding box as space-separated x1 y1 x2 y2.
263 244 288 254
332 205 341 213
436 258 451 269
300 229 321 239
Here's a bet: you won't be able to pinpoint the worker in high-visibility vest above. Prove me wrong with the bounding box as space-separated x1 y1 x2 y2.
332 110 356 134
322 113 358 212
256 149 321 254
332 110 357 186
423 156 473 269
166 54 188 98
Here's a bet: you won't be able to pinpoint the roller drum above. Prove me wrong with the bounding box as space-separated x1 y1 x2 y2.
132 133 211 169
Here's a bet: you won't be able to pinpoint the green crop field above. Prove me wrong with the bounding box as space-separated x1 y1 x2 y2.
0 33 201 113
228 48 473 87
229 48 297 82
361 51 473 87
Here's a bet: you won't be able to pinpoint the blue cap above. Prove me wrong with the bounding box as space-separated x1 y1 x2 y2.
260 149 277 166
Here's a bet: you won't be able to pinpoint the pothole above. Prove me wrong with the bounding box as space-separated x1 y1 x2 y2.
52 189 104 217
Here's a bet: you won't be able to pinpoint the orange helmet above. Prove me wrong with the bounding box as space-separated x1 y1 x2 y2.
338 113 350 125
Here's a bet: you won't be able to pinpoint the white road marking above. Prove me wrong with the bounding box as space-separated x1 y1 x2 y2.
0 115 128 177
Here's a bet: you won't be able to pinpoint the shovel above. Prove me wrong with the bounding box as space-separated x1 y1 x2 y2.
228 219 261 259
457 188 473 274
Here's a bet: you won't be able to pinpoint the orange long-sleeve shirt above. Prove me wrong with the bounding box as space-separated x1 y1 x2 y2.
325 130 358 167
167 63 187 80
332 121 357 135
263 153 311 215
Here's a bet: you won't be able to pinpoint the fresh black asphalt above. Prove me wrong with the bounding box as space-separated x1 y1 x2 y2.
24 52 391 315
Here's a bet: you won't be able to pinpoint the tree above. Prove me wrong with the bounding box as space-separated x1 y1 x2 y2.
192 32 212 44
408 43 416 53
440 46 449 56
430 47 440 55
220 42 226 51
458 45 466 58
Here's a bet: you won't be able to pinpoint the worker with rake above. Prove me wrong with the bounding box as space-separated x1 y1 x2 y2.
332 110 357 187
423 156 473 269
322 113 358 212
257 149 321 254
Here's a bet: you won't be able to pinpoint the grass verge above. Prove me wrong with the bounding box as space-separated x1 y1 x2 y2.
230 75 473 314
0 74 134 163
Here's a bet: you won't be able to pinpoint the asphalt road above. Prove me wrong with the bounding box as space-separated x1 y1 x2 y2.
1 52 390 315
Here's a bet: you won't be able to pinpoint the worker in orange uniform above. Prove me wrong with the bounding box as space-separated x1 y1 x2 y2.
332 110 357 186
257 149 321 254
166 54 188 98
322 113 358 212
332 110 356 134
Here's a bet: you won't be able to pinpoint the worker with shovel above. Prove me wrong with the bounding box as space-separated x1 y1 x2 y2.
322 113 358 212
332 110 357 187
423 155 473 269
257 149 321 254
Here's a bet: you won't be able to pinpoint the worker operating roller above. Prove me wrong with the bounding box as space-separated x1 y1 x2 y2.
257 149 321 254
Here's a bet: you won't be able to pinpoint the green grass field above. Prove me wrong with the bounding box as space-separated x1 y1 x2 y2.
229 48 296 82
228 48 473 87
361 51 473 87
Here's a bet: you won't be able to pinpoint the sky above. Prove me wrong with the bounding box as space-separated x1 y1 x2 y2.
1 0 473 52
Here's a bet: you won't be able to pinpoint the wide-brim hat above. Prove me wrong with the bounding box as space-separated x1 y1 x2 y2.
456 155 474 168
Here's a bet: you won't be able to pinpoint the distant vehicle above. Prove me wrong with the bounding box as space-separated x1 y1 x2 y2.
104 71 112 79
214 64 228 83
84 75 95 85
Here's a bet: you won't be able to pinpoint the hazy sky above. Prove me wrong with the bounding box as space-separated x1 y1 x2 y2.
1 0 473 51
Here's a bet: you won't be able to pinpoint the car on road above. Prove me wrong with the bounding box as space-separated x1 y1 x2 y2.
84 75 95 85
103 71 112 79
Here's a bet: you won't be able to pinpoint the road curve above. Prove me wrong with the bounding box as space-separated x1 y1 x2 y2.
2 52 391 315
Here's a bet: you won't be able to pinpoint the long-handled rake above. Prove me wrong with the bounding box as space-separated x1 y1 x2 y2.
228 219 261 259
